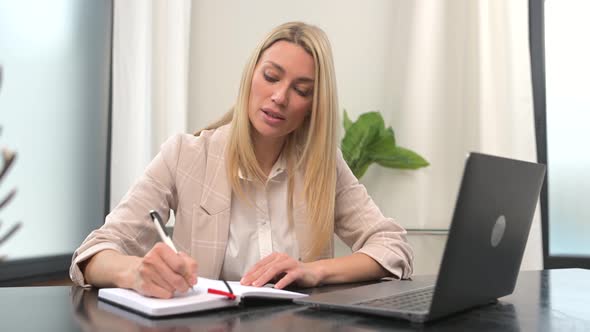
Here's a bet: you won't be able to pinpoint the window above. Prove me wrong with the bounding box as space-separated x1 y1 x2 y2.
530 0 590 268
0 0 112 283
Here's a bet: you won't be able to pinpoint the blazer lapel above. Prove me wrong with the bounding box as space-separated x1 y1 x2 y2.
197 126 232 278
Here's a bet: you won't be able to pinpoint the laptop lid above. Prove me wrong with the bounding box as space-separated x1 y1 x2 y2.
427 152 546 321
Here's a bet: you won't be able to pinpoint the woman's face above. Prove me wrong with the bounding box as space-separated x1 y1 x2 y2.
248 41 315 142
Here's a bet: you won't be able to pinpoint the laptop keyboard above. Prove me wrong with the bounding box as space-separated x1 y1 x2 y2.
355 286 434 312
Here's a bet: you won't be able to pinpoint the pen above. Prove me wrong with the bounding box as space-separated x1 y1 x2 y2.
149 210 178 253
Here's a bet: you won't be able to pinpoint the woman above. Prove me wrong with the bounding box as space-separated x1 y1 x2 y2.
70 22 413 299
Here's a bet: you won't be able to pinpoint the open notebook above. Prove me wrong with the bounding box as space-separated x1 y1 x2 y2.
98 277 307 317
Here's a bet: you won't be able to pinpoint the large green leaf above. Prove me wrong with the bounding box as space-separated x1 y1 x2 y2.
341 110 429 178
374 146 430 169
353 160 372 179
367 126 396 158
341 112 384 171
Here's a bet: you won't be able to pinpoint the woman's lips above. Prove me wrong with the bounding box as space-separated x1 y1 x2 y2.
261 108 285 120
260 108 285 126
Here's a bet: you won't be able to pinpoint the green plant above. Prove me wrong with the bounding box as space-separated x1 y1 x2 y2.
341 110 429 179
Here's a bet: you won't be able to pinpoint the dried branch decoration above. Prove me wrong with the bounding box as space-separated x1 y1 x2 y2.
0 65 22 261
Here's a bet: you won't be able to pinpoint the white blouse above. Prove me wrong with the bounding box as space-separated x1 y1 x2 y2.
219 154 299 281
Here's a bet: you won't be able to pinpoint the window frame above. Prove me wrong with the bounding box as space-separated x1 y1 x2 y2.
529 0 590 269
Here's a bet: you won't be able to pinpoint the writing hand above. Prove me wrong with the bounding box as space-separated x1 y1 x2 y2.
240 252 323 289
130 243 198 298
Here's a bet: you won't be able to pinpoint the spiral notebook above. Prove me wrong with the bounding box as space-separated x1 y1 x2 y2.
98 277 307 317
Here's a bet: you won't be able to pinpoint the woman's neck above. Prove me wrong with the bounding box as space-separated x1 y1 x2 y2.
252 134 285 176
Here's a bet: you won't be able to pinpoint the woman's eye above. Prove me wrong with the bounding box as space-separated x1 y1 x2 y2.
294 87 311 97
263 73 278 83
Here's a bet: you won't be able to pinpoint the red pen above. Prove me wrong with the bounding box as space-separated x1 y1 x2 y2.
208 288 236 300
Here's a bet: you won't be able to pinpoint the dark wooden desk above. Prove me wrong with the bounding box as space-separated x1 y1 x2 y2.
1 269 589 331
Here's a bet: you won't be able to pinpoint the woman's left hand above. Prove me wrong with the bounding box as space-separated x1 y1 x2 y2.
240 252 324 289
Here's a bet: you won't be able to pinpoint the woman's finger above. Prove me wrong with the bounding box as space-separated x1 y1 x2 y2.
156 256 192 293
157 250 196 290
140 251 182 292
274 269 302 289
241 253 280 282
251 256 298 287
242 253 292 285
135 260 175 298
241 253 278 284
178 252 198 285
141 243 192 293
138 276 175 299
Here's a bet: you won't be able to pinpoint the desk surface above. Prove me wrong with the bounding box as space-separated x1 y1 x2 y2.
1 269 589 331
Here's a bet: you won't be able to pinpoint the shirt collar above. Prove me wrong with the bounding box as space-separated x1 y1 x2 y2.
238 152 287 182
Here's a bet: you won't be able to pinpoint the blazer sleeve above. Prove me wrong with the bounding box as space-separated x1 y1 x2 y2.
69 134 184 287
333 149 414 279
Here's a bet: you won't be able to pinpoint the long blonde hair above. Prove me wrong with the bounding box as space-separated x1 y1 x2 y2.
198 22 339 261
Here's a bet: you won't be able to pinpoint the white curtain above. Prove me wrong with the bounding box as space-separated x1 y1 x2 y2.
361 0 541 273
110 0 191 207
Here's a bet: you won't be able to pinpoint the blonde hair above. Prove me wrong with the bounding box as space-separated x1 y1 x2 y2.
197 22 339 261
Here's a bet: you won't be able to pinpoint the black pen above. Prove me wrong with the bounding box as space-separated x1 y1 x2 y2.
149 210 178 253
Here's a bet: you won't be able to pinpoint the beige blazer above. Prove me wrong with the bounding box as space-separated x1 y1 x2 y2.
70 125 414 286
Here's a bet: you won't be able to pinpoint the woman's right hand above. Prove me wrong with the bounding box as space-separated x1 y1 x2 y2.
127 242 198 298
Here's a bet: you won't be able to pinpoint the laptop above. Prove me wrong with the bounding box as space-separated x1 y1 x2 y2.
295 152 546 323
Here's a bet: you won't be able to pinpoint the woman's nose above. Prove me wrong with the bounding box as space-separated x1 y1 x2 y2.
271 84 288 106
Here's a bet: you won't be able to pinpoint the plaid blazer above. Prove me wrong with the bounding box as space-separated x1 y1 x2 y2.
70 125 414 286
